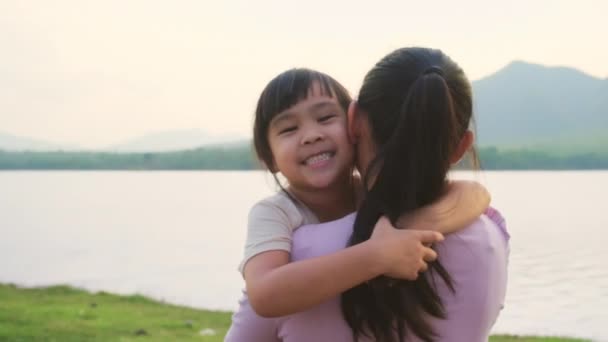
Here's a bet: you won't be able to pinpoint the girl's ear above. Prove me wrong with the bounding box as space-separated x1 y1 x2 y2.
451 130 475 164
347 101 359 145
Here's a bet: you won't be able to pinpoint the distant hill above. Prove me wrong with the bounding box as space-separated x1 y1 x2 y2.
0 132 80 151
473 61 608 149
2 62 606 154
105 129 245 152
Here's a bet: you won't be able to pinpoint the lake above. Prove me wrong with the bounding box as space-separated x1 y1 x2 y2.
1 171 607 341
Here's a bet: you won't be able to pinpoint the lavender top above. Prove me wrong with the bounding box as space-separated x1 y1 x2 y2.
226 208 509 342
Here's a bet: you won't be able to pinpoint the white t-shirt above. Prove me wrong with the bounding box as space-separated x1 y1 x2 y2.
239 191 319 274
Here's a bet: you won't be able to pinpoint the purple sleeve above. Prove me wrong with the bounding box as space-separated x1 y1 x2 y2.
224 291 280 342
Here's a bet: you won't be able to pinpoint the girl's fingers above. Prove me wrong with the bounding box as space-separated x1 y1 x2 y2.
422 247 438 262
416 230 444 244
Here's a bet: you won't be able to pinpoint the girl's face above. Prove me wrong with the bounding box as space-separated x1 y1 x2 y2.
267 83 354 193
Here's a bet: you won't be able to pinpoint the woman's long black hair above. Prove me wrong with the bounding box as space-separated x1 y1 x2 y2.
341 47 476 342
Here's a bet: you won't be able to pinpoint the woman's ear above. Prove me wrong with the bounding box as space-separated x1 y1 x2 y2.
450 130 474 164
347 101 359 145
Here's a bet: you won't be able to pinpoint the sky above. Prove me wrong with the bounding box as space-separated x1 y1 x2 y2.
1 0 607 148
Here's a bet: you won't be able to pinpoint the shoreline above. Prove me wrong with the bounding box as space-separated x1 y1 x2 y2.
0 283 593 342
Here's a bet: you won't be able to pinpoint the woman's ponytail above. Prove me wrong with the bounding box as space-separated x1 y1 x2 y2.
342 48 472 342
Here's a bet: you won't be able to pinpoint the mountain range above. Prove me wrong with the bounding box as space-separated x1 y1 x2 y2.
0 132 80 151
105 129 244 152
0 130 244 152
472 61 607 151
2 61 606 153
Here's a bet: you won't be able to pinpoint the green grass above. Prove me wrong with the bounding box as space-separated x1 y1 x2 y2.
490 337 589 342
0 283 591 342
0 283 231 342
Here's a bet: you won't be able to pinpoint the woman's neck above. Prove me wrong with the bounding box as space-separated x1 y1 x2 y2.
288 173 357 223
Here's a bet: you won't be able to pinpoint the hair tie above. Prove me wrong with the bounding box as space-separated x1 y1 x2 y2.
422 66 444 77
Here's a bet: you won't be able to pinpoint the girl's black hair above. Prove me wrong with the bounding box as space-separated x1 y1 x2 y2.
341 47 478 342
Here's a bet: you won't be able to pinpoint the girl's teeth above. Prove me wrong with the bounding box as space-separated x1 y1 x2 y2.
306 153 331 165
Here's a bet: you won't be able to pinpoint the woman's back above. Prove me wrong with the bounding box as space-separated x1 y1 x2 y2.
226 209 508 342
278 208 509 342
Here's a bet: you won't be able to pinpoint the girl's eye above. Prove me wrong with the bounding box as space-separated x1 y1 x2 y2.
279 126 297 135
319 114 336 122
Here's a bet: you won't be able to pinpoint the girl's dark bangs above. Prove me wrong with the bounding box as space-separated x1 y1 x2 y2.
260 70 336 122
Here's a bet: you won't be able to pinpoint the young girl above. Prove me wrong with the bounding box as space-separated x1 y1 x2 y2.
235 68 490 319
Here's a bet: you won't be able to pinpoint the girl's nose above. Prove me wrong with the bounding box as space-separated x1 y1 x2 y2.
302 130 324 145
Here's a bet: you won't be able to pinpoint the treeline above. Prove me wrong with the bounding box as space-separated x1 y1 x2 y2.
475 147 608 170
0 146 258 170
0 146 607 170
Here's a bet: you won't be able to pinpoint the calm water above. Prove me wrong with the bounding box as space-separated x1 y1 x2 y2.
1 171 607 341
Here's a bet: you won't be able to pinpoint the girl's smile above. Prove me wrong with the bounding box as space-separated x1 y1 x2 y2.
302 151 335 168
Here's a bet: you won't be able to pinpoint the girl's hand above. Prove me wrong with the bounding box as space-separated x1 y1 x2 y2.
370 216 444 280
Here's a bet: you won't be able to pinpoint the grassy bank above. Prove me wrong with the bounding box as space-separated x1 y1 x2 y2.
0 284 591 342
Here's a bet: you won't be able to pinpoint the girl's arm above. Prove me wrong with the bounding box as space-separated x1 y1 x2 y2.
244 221 442 317
397 180 490 234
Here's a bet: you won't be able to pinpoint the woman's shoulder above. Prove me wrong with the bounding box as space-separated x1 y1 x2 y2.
482 207 511 241
291 212 357 260
299 212 357 230
484 206 509 240
446 207 508 240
